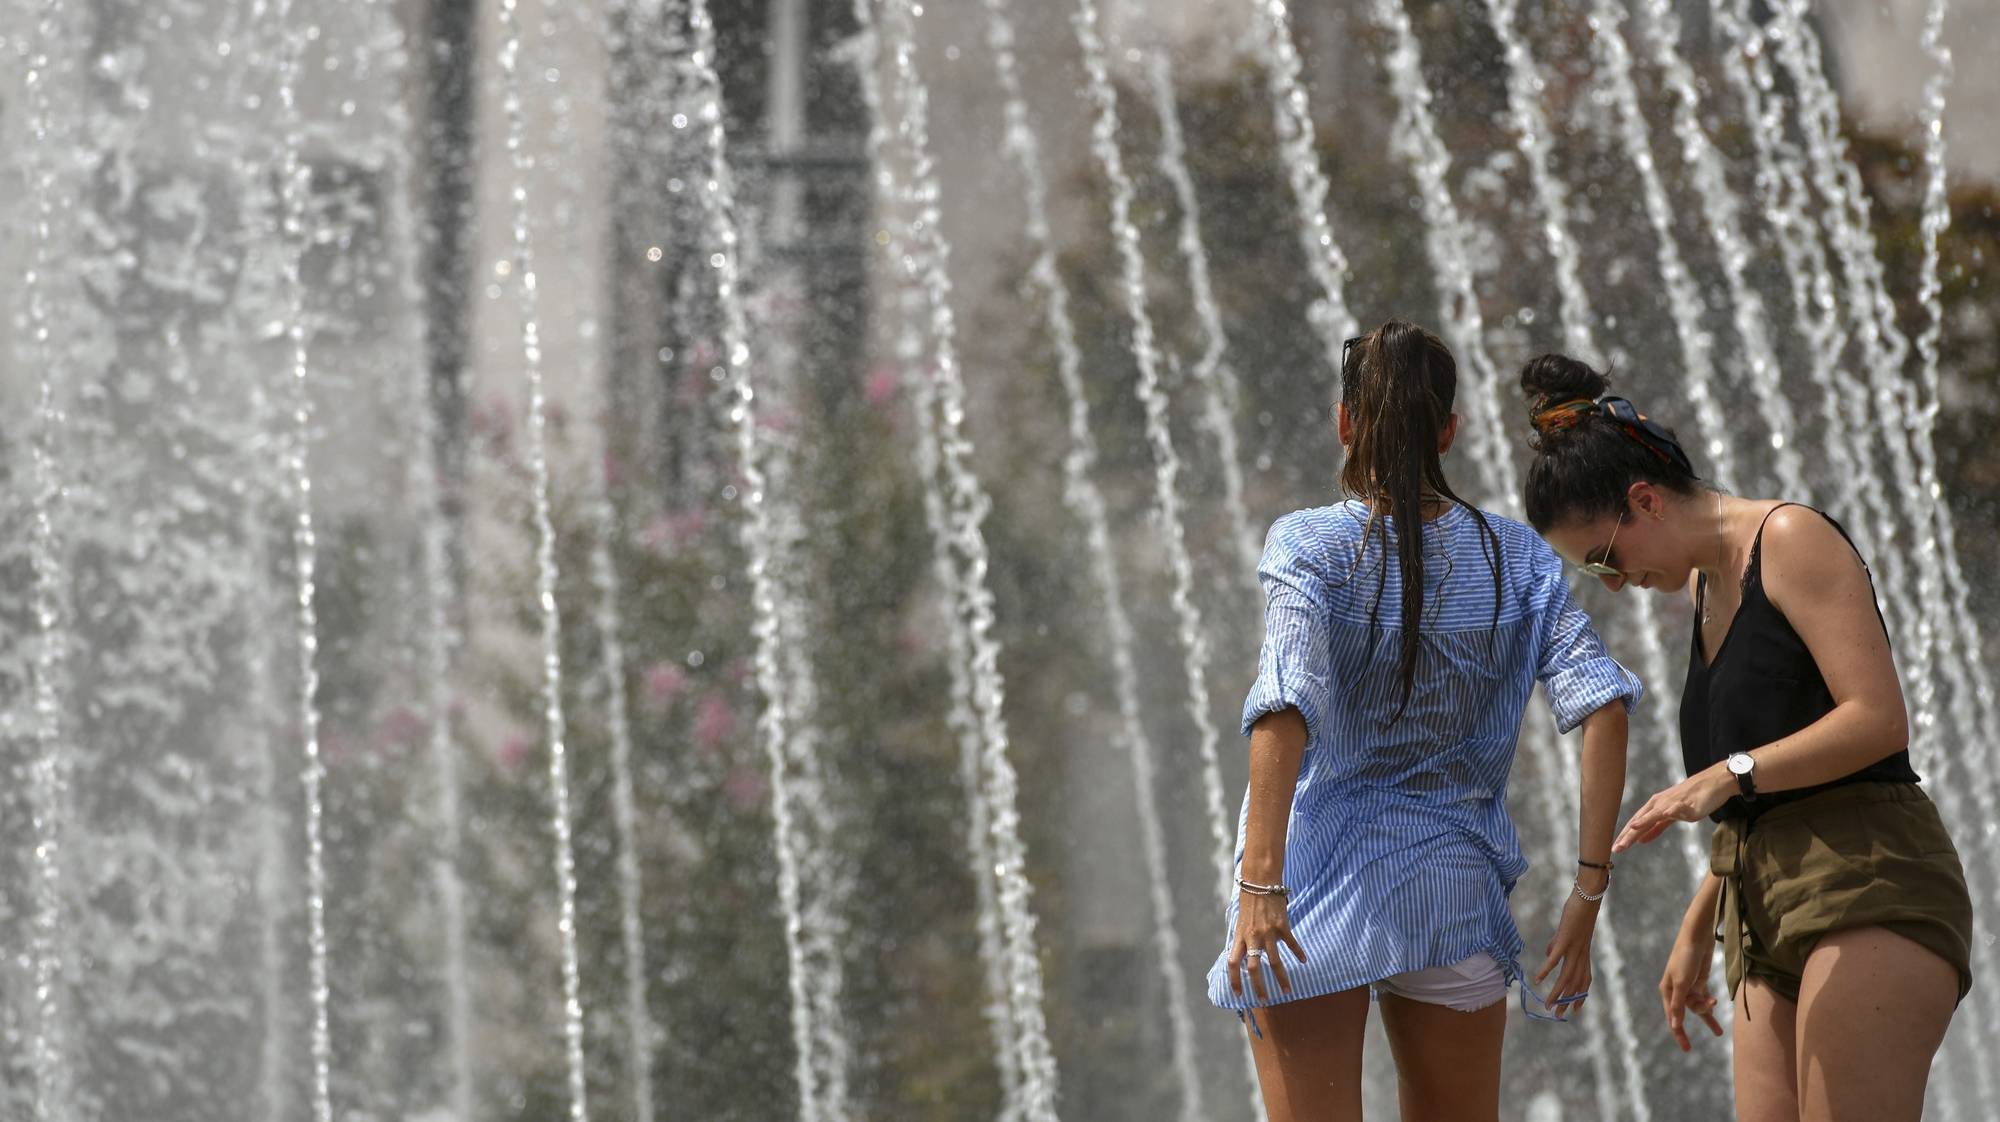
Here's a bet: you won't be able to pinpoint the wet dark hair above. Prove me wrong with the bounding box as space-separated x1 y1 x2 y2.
1519 353 1703 532
1341 320 1501 723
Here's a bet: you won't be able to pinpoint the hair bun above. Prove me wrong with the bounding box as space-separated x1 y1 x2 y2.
1520 354 1610 445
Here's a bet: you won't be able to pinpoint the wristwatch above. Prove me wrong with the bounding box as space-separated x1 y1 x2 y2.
1726 752 1758 800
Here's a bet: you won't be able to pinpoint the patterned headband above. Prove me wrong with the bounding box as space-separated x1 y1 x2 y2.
1532 395 1698 478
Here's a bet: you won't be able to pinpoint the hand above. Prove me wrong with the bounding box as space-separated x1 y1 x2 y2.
1613 765 1734 853
1533 880 1600 1019
1227 890 1307 1002
1660 919 1725 1051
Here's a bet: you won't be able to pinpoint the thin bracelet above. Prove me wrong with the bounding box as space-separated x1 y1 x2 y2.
1572 878 1607 903
1237 877 1290 897
1577 858 1614 871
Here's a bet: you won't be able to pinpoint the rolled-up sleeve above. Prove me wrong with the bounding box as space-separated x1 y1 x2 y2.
1241 515 1334 746
1535 567 1643 734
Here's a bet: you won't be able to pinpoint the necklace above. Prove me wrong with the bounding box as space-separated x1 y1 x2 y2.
1701 492 1724 625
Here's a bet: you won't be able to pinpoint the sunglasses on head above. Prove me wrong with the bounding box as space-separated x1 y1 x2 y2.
1598 397 1696 478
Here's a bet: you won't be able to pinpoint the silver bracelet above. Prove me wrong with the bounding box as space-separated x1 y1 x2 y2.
1237 877 1289 897
1572 878 1607 903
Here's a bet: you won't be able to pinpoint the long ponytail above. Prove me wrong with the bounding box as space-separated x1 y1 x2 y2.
1340 321 1501 722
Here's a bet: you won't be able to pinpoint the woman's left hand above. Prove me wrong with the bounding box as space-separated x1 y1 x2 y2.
1534 881 1601 1019
1612 765 1733 853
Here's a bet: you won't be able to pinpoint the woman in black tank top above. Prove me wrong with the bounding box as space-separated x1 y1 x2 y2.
1515 355 1973 1121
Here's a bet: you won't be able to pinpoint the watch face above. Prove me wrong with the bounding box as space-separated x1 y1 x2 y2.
1728 754 1754 775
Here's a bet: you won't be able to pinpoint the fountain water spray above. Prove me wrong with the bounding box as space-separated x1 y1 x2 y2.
1146 50 1262 581
977 3 1217 1114
870 0 1064 1112
1763 6 1956 726
365 0 482 1112
268 0 337 1117
1906 3 2000 1102
849 7 1025 1114
1769 1 2000 882
1582 0 1740 494
684 0 854 1114
1070 9 1270 1113
1478 0 1597 361
543 3 661 1115
494 2 591 1116
1629 0 1807 500
1070 0 1232 925
1709 0 1863 511
1247 0 1359 383
22 3 75 1116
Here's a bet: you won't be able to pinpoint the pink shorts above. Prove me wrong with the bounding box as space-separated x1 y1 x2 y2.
1371 952 1508 1013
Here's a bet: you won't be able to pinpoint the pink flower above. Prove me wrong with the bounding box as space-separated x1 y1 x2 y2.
865 366 899 407
678 364 710 405
639 508 708 555
694 693 736 755
495 729 533 772
374 705 428 753
643 662 688 707
322 730 354 768
756 408 796 434
723 764 766 811
471 393 514 449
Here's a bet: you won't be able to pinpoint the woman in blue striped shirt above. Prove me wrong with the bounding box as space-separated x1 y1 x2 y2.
1210 321 1641 1122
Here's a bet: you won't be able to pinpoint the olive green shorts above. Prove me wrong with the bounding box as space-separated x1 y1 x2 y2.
1710 782 1974 1005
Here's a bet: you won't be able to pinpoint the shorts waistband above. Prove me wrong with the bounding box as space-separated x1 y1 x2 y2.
1717 779 1922 827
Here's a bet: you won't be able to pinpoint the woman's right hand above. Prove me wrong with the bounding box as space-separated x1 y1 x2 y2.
1227 891 1306 1003
1660 919 1724 1051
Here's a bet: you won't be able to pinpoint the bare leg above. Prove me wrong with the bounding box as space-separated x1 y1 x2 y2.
1795 926 1957 1121
1733 976 1800 1122
1244 987 1370 1122
1376 992 1506 1122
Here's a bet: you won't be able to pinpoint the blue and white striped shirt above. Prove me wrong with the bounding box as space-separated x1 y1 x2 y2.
1208 500 1641 1010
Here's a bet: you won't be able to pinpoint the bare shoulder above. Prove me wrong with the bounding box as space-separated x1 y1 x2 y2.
1758 503 1869 603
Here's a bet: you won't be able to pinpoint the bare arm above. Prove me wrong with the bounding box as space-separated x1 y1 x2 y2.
1615 506 1908 850
1681 870 1722 932
1574 701 1628 890
1659 871 1725 1050
1239 708 1307 885
1227 708 1308 1001
1533 700 1628 1017
1734 505 1908 790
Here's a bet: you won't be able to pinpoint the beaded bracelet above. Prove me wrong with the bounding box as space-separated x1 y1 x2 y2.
1236 877 1290 897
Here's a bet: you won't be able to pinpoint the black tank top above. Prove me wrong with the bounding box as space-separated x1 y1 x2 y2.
1680 503 1920 822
